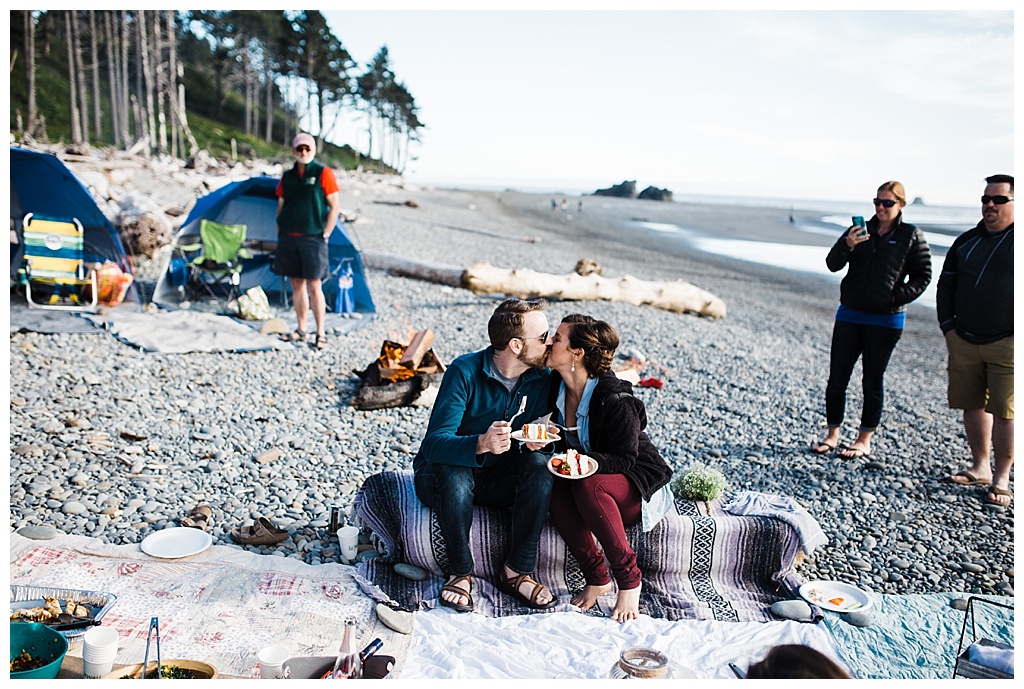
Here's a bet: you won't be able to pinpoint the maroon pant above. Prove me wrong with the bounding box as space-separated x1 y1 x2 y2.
549 473 643 590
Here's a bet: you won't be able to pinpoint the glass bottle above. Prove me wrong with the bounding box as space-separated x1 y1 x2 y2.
337 621 361 679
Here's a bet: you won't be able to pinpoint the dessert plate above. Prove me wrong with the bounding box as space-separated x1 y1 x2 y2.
798 580 872 613
141 527 213 559
548 454 598 479
510 430 560 444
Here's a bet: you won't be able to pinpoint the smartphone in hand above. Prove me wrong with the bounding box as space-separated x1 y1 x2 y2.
851 216 867 237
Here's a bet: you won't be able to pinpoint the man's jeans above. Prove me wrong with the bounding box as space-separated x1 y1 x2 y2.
826 320 903 430
414 452 554 577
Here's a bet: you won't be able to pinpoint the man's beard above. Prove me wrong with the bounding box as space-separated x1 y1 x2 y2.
518 347 548 370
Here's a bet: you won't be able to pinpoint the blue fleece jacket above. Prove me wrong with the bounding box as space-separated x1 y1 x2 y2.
413 347 552 471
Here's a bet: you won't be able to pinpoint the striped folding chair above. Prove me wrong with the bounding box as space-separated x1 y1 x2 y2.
20 213 99 311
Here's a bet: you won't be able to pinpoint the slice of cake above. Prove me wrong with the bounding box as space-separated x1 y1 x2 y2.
522 423 549 440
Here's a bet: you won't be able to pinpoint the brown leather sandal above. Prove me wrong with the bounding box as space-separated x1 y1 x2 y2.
496 572 557 610
438 575 473 613
179 504 212 530
229 516 290 545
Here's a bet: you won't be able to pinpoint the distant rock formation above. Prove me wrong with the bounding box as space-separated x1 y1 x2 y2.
638 186 673 202
592 180 637 198
911 196 926 205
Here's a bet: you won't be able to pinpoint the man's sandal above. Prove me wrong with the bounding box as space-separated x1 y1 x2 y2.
179 504 212 530
438 575 473 613
496 572 557 610
280 329 307 343
313 333 328 350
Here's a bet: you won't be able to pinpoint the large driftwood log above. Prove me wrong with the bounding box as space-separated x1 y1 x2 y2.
462 262 726 318
362 252 726 318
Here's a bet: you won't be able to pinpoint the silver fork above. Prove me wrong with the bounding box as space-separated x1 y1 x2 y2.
507 396 528 429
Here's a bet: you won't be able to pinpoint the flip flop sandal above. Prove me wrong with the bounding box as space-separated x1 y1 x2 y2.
230 517 290 545
496 572 558 610
945 471 990 486
811 441 837 455
839 447 870 459
179 504 212 530
983 486 1013 507
280 329 307 343
438 575 473 613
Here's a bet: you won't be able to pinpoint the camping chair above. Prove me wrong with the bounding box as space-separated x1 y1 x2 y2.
19 213 99 312
171 219 250 310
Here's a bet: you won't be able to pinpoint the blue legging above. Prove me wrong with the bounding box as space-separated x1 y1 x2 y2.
825 320 903 431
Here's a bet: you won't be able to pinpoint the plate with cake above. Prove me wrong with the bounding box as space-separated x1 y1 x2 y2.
549 449 598 479
511 423 561 445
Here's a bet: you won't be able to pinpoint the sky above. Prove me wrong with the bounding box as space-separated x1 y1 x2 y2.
314 8 1013 206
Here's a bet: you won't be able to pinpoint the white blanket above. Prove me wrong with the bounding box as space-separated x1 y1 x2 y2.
401 608 848 679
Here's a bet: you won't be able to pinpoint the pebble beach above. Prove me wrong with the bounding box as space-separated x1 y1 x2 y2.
8 162 1014 600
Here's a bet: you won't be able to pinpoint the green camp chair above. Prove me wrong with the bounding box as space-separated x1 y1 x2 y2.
20 213 99 312
171 219 251 310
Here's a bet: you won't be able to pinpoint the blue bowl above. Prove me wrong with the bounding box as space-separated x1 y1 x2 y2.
10 622 70 679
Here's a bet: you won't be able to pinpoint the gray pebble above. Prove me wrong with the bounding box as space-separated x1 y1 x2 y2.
394 562 429 581
355 549 380 564
770 600 813 621
950 598 969 611
960 562 986 574
376 603 414 634
18 524 59 540
845 611 874 627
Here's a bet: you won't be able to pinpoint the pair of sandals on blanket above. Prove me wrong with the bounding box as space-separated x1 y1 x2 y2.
440 569 556 613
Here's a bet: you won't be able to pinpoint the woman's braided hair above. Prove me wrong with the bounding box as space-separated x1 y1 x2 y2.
562 313 619 375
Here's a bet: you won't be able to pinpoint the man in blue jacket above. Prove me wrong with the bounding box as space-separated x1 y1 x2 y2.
414 298 558 613
940 174 1014 507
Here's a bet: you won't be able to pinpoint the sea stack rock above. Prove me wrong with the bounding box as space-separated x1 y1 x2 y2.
592 180 637 198
638 186 673 202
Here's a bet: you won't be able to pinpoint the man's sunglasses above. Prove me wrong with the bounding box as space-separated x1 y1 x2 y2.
872 198 898 208
981 195 1014 205
518 331 549 342
294 145 311 153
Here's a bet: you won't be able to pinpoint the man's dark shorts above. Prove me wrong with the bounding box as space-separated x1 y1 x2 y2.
273 234 328 280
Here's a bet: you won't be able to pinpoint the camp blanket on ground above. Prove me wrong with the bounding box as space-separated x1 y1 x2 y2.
352 471 812 622
822 591 1015 679
9 531 410 678
76 309 292 353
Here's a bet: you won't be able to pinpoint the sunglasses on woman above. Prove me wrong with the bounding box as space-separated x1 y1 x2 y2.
872 198 898 208
981 195 1014 205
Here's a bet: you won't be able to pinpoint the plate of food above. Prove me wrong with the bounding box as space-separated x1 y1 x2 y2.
141 527 213 559
548 450 598 479
10 586 118 639
511 423 561 445
798 580 872 613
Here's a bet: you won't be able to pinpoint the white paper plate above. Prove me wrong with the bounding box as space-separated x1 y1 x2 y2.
141 527 213 559
510 430 561 444
798 580 872 613
548 454 598 480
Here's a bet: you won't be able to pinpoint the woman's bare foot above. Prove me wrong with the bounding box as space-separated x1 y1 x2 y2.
571 583 612 610
839 429 874 459
610 585 642 622
441 574 471 608
811 428 841 454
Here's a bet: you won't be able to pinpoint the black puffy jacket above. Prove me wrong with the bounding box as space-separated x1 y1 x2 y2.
825 214 932 314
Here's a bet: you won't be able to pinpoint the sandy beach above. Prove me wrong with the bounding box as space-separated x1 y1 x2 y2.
9 166 1013 600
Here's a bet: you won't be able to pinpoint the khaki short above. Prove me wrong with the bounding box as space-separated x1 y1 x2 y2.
945 332 1014 419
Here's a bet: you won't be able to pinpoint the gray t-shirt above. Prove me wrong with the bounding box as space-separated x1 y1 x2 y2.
489 353 520 392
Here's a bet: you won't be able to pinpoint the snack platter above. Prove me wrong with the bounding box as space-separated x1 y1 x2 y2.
10 585 118 639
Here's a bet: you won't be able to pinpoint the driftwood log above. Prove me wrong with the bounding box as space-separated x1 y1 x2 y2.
351 362 444 411
362 252 726 318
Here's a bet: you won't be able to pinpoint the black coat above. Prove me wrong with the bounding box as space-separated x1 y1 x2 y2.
549 372 672 501
825 214 932 314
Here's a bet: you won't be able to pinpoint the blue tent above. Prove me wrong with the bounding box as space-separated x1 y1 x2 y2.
152 176 375 314
9 146 139 302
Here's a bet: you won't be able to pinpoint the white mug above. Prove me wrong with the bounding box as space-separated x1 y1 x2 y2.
257 644 291 680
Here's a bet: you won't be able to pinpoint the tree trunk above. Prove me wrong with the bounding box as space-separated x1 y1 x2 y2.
65 12 82 144
139 10 157 155
264 62 273 142
154 11 167 155
89 10 102 141
104 10 121 147
120 10 131 145
72 11 89 144
166 11 180 158
23 10 37 138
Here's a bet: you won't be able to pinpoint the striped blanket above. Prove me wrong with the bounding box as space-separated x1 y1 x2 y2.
352 471 811 622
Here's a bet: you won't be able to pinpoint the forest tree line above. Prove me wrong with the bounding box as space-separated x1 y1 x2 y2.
10 10 423 173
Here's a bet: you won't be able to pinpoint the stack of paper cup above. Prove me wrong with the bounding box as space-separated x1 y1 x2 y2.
82 626 120 678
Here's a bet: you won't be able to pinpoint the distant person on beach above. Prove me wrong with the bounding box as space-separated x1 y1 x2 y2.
551 198 558 211
545 314 673 622
413 298 558 613
811 181 932 458
940 174 1014 507
746 644 851 679
274 132 341 350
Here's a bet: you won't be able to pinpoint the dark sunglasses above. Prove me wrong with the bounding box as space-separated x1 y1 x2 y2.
294 145 311 153
518 331 549 343
872 198 898 208
981 195 1014 205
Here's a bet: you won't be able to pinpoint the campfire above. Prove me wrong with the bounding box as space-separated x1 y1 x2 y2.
352 329 446 410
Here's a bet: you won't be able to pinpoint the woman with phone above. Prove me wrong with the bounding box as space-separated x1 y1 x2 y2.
810 181 932 458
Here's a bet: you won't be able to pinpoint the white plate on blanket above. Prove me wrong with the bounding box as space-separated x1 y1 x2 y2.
510 430 561 444
798 580 872 613
548 453 598 479
141 527 213 559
